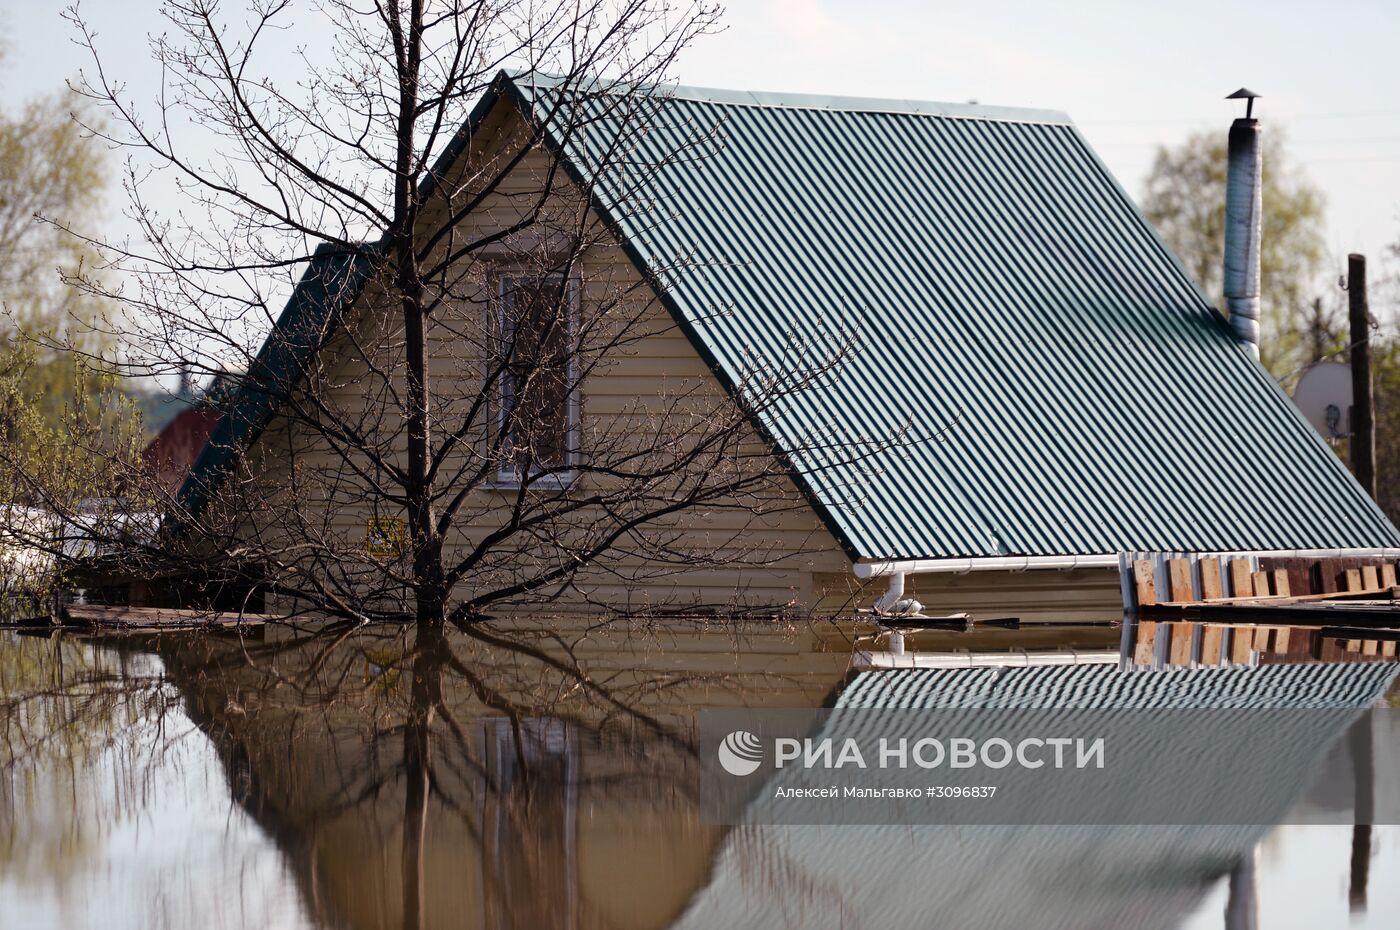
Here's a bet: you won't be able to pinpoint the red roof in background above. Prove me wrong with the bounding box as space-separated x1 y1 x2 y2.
143 406 222 493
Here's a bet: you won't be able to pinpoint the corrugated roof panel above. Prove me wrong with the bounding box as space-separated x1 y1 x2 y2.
837 662 1400 710
513 74 1400 560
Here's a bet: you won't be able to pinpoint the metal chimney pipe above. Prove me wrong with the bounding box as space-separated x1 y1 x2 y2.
1224 88 1263 357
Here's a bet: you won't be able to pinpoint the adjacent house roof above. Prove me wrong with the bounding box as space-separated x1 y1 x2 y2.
143 406 224 494
181 71 1400 561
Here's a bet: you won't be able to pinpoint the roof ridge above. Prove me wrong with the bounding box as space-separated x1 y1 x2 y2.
505 69 1073 125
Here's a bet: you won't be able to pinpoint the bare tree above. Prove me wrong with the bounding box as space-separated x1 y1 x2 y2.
1 0 913 639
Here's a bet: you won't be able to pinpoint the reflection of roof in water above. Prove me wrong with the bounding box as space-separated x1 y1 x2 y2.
837 661 1400 709
672 663 1400 930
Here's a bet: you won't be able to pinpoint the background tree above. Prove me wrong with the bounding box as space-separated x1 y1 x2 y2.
0 53 147 617
0 55 112 423
1140 130 1328 375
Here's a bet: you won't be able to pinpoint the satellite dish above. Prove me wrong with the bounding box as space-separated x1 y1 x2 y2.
1292 360 1352 439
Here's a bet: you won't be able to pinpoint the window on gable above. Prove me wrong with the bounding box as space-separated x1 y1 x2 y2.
494 272 578 483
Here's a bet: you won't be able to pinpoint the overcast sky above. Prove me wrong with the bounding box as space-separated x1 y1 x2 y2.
5 0 1399 283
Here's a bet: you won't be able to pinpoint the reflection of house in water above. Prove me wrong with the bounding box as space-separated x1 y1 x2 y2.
159 620 851 930
157 628 1399 930
482 719 577 930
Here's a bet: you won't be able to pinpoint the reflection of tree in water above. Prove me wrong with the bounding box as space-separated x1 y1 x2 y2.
0 611 850 929
159 620 738 930
0 635 177 883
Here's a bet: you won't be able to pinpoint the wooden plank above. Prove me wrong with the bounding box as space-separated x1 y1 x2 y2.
1254 625 1272 650
1251 571 1272 598
1167 559 1194 603
1363 565 1381 591
1230 628 1254 663
1169 623 1193 666
1262 557 1312 597
1200 625 1224 665
1346 568 1364 592
1162 585 1397 608
1363 639 1380 657
1290 629 1316 660
1133 560 1158 607
1229 559 1253 598
1133 620 1158 665
59 605 268 630
1274 626 1291 652
1200 560 1224 601
1319 559 1341 594
1272 569 1291 598
1288 562 1315 596
1384 641 1398 658
1383 563 1399 589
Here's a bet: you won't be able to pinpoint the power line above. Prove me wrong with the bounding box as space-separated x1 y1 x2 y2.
1090 136 1400 150
1079 109 1400 127
1299 154 1400 164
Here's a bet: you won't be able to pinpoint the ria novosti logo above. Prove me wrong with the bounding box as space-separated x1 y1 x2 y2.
717 730 764 776
715 729 1107 777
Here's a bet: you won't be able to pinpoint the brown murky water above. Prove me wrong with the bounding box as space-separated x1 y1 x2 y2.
1 627 1397 930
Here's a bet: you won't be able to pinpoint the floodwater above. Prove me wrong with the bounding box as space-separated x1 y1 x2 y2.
1 626 1397 930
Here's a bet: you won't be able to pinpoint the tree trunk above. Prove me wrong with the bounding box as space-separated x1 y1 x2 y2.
389 0 446 631
401 623 443 930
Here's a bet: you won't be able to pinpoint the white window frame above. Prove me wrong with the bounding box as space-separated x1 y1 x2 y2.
487 267 581 490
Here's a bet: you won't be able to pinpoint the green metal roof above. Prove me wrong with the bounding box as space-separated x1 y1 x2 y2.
183 72 1400 561
513 73 1399 560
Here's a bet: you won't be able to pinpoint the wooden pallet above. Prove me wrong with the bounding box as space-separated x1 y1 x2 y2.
1124 553 1400 668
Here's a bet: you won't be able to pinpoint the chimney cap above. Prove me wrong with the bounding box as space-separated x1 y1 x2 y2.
1226 88 1261 119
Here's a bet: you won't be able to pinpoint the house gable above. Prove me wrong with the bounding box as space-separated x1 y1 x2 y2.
191 92 850 614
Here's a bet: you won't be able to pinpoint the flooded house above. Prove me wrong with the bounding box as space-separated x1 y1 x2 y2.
171 72 1399 631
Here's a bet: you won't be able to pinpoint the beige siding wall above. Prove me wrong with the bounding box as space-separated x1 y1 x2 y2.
236 100 850 617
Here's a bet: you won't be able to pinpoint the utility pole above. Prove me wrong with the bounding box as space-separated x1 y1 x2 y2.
1348 254 1376 498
